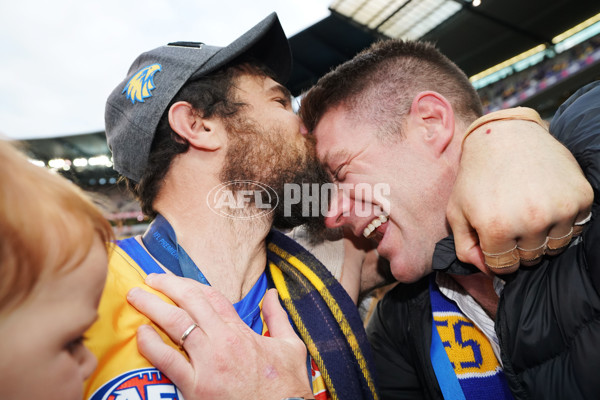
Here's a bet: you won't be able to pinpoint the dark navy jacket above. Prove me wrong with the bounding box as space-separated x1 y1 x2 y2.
367 81 600 400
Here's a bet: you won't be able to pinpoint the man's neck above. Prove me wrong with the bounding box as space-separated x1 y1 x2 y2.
155 205 271 303
450 272 499 320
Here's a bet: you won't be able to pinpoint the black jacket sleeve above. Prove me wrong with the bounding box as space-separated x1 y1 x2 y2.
550 80 600 292
366 290 426 400
366 278 446 400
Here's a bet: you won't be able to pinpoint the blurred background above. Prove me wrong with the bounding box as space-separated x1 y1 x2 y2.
3 0 600 236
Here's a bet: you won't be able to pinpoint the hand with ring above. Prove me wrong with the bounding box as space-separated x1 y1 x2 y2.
126 274 314 400
447 114 594 274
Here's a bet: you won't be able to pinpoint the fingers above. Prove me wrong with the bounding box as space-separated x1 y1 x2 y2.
136 324 194 389
458 216 521 274
144 274 240 327
543 204 583 255
261 289 298 340
480 246 520 274
128 274 255 355
450 190 593 274
546 227 573 256
462 247 488 276
475 211 592 273
517 209 592 260
448 207 490 274
129 276 314 400
573 210 593 236
126 285 206 356
516 240 547 266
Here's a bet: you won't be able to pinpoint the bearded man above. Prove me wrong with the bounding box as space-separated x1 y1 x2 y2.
83 14 368 400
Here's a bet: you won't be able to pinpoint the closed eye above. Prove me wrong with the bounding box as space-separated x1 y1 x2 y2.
66 335 87 354
267 82 293 109
332 164 346 182
275 97 290 107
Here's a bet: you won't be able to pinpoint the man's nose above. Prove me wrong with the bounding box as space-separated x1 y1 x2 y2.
324 189 350 229
300 122 309 136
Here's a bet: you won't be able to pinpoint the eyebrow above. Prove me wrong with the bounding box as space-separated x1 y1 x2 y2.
267 83 292 100
321 149 350 169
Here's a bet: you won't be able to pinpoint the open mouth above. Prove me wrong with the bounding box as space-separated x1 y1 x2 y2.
363 214 388 240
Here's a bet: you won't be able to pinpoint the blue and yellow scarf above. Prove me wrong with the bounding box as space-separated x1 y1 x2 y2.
267 230 379 400
137 215 378 400
429 276 513 400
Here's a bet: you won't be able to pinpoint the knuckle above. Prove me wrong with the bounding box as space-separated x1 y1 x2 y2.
178 287 201 304
205 288 234 314
153 349 179 371
458 203 491 229
561 199 579 215
522 204 553 231
577 186 594 211
291 338 307 357
164 310 190 329
476 217 513 242
454 244 468 258
204 286 225 304
488 204 552 238
445 204 460 224
224 333 243 348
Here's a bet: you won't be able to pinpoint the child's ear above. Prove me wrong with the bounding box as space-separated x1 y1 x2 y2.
168 101 223 151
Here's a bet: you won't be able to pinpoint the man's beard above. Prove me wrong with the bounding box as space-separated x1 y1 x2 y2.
219 115 330 239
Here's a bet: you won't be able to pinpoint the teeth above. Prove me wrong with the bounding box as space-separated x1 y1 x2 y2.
363 215 388 238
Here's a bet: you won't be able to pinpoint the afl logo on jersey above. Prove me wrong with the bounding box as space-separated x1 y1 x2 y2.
89 368 183 400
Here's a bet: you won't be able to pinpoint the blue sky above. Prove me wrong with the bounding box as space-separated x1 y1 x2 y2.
0 0 331 139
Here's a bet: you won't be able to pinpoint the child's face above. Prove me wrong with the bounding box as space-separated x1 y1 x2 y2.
0 237 108 400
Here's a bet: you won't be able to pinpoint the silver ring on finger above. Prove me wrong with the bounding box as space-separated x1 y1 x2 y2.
179 323 199 349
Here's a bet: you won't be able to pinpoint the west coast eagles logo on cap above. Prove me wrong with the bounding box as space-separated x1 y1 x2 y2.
123 64 162 105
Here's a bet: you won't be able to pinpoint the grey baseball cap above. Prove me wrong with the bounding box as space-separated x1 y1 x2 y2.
105 12 292 182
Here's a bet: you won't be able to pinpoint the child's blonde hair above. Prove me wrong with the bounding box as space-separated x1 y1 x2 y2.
0 140 114 312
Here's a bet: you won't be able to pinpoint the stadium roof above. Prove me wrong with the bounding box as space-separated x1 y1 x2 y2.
21 0 600 187
287 0 600 95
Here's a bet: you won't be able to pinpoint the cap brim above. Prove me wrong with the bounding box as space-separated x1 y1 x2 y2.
191 12 292 84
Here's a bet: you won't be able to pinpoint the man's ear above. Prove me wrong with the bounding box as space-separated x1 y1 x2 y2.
408 91 455 156
168 101 222 151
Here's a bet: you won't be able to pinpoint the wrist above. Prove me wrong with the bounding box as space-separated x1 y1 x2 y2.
461 107 546 149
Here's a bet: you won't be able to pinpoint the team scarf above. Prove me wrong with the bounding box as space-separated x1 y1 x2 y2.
429 276 513 400
138 215 378 400
266 229 379 400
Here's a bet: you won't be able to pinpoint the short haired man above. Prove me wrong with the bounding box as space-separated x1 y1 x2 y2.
300 40 599 399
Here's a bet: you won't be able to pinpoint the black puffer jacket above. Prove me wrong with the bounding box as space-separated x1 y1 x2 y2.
367 81 600 400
